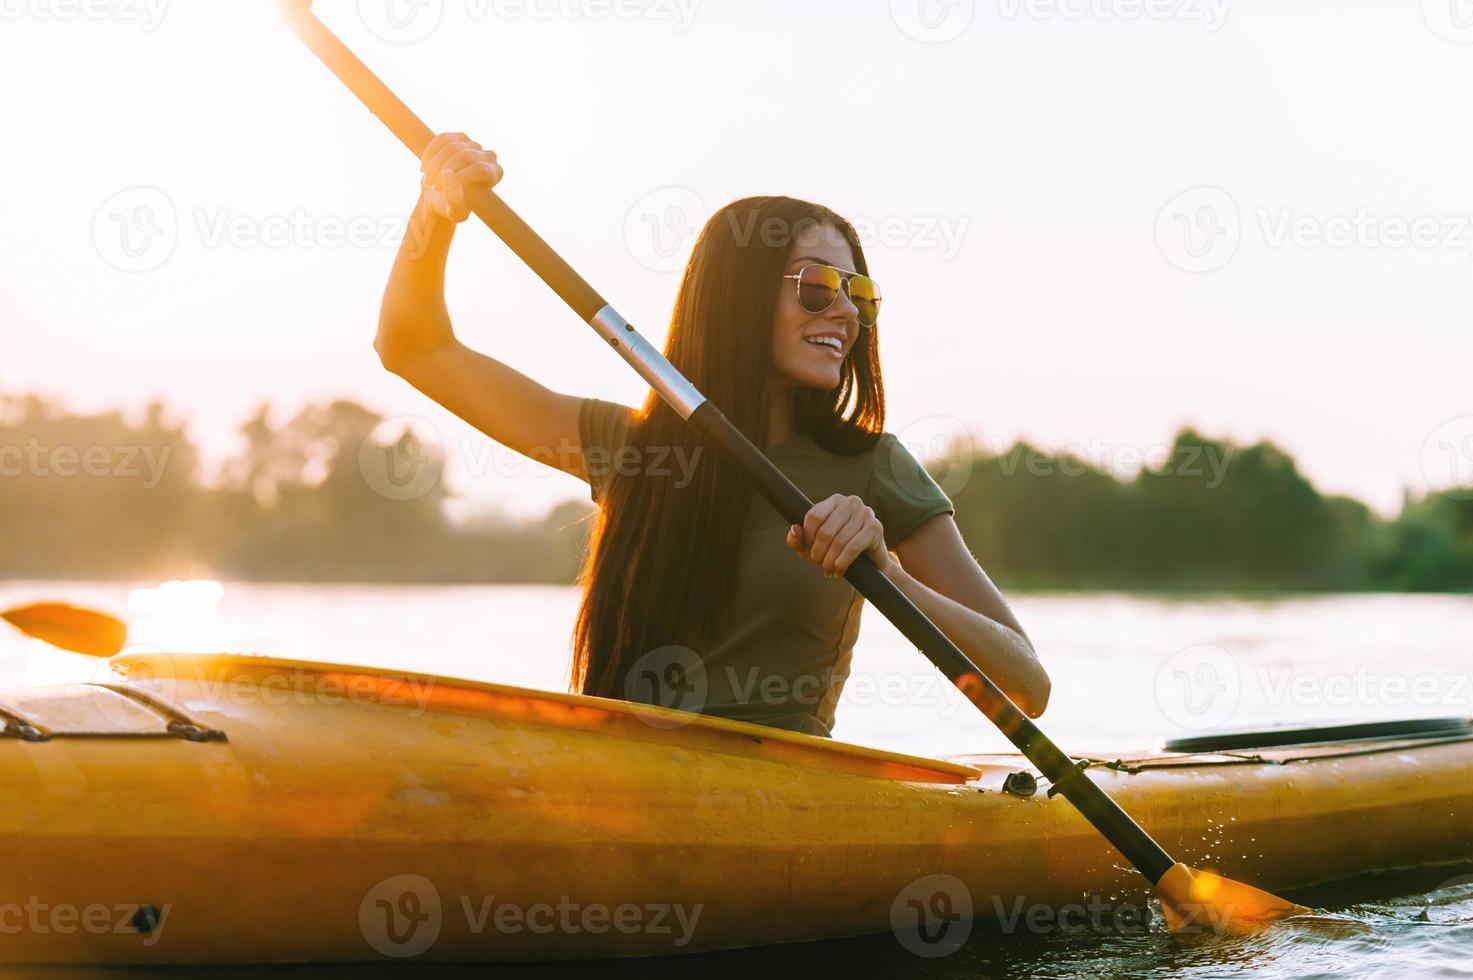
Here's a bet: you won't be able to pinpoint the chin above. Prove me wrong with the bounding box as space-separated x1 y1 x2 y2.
781 368 841 391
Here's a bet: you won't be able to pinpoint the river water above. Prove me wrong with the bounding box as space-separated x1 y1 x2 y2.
2 582 1470 978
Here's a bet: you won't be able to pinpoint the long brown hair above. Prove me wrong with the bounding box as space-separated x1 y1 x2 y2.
571 196 886 698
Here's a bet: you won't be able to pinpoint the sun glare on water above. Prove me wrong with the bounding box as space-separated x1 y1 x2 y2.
125 579 227 652
13 580 226 687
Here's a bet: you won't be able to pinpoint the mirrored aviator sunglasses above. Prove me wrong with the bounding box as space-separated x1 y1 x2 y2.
782 264 882 328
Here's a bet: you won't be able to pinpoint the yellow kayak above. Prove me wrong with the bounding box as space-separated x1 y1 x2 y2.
2 652 1470 965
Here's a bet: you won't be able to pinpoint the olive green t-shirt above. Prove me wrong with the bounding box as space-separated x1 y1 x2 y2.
579 398 955 738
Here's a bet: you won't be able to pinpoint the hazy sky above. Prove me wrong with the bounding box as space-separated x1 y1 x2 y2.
4 0 1471 517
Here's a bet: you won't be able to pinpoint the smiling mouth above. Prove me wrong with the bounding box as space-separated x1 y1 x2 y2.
804 336 844 356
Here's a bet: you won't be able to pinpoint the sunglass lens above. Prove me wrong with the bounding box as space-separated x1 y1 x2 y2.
848 275 881 327
797 265 841 315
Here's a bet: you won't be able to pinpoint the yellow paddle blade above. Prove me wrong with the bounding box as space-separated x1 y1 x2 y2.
1156 863 1310 934
0 603 128 657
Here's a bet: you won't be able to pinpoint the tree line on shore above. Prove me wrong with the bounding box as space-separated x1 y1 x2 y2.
2 392 1469 592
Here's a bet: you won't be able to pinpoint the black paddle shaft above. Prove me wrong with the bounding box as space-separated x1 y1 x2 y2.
285 2 1176 886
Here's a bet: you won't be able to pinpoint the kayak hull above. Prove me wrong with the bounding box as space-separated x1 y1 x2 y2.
2 654 1470 964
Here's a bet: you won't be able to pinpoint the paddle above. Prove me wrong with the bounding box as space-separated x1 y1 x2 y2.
1 602 128 657
280 1 1308 934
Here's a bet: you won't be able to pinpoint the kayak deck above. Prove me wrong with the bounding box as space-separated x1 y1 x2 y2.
94 652 982 783
2 653 1470 964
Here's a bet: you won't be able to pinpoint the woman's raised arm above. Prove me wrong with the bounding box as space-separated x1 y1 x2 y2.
375 132 587 482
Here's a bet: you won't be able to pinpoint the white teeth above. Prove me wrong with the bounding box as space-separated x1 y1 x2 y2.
805 337 842 353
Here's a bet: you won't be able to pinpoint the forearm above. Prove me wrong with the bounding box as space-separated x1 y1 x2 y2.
880 558 1051 716
377 193 459 368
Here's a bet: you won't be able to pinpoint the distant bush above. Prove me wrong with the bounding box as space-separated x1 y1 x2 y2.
0 393 592 583
2 392 1469 591
941 430 1473 592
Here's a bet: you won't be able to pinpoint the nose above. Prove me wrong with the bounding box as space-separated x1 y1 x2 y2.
824 282 860 330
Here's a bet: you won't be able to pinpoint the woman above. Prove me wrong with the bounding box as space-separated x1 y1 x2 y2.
376 133 1050 737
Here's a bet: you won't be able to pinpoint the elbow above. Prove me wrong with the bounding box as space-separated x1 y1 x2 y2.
374 330 405 376
374 315 426 377
376 305 451 377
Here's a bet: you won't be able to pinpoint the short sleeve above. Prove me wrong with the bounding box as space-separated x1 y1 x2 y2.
578 397 640 504
869 433 955 548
